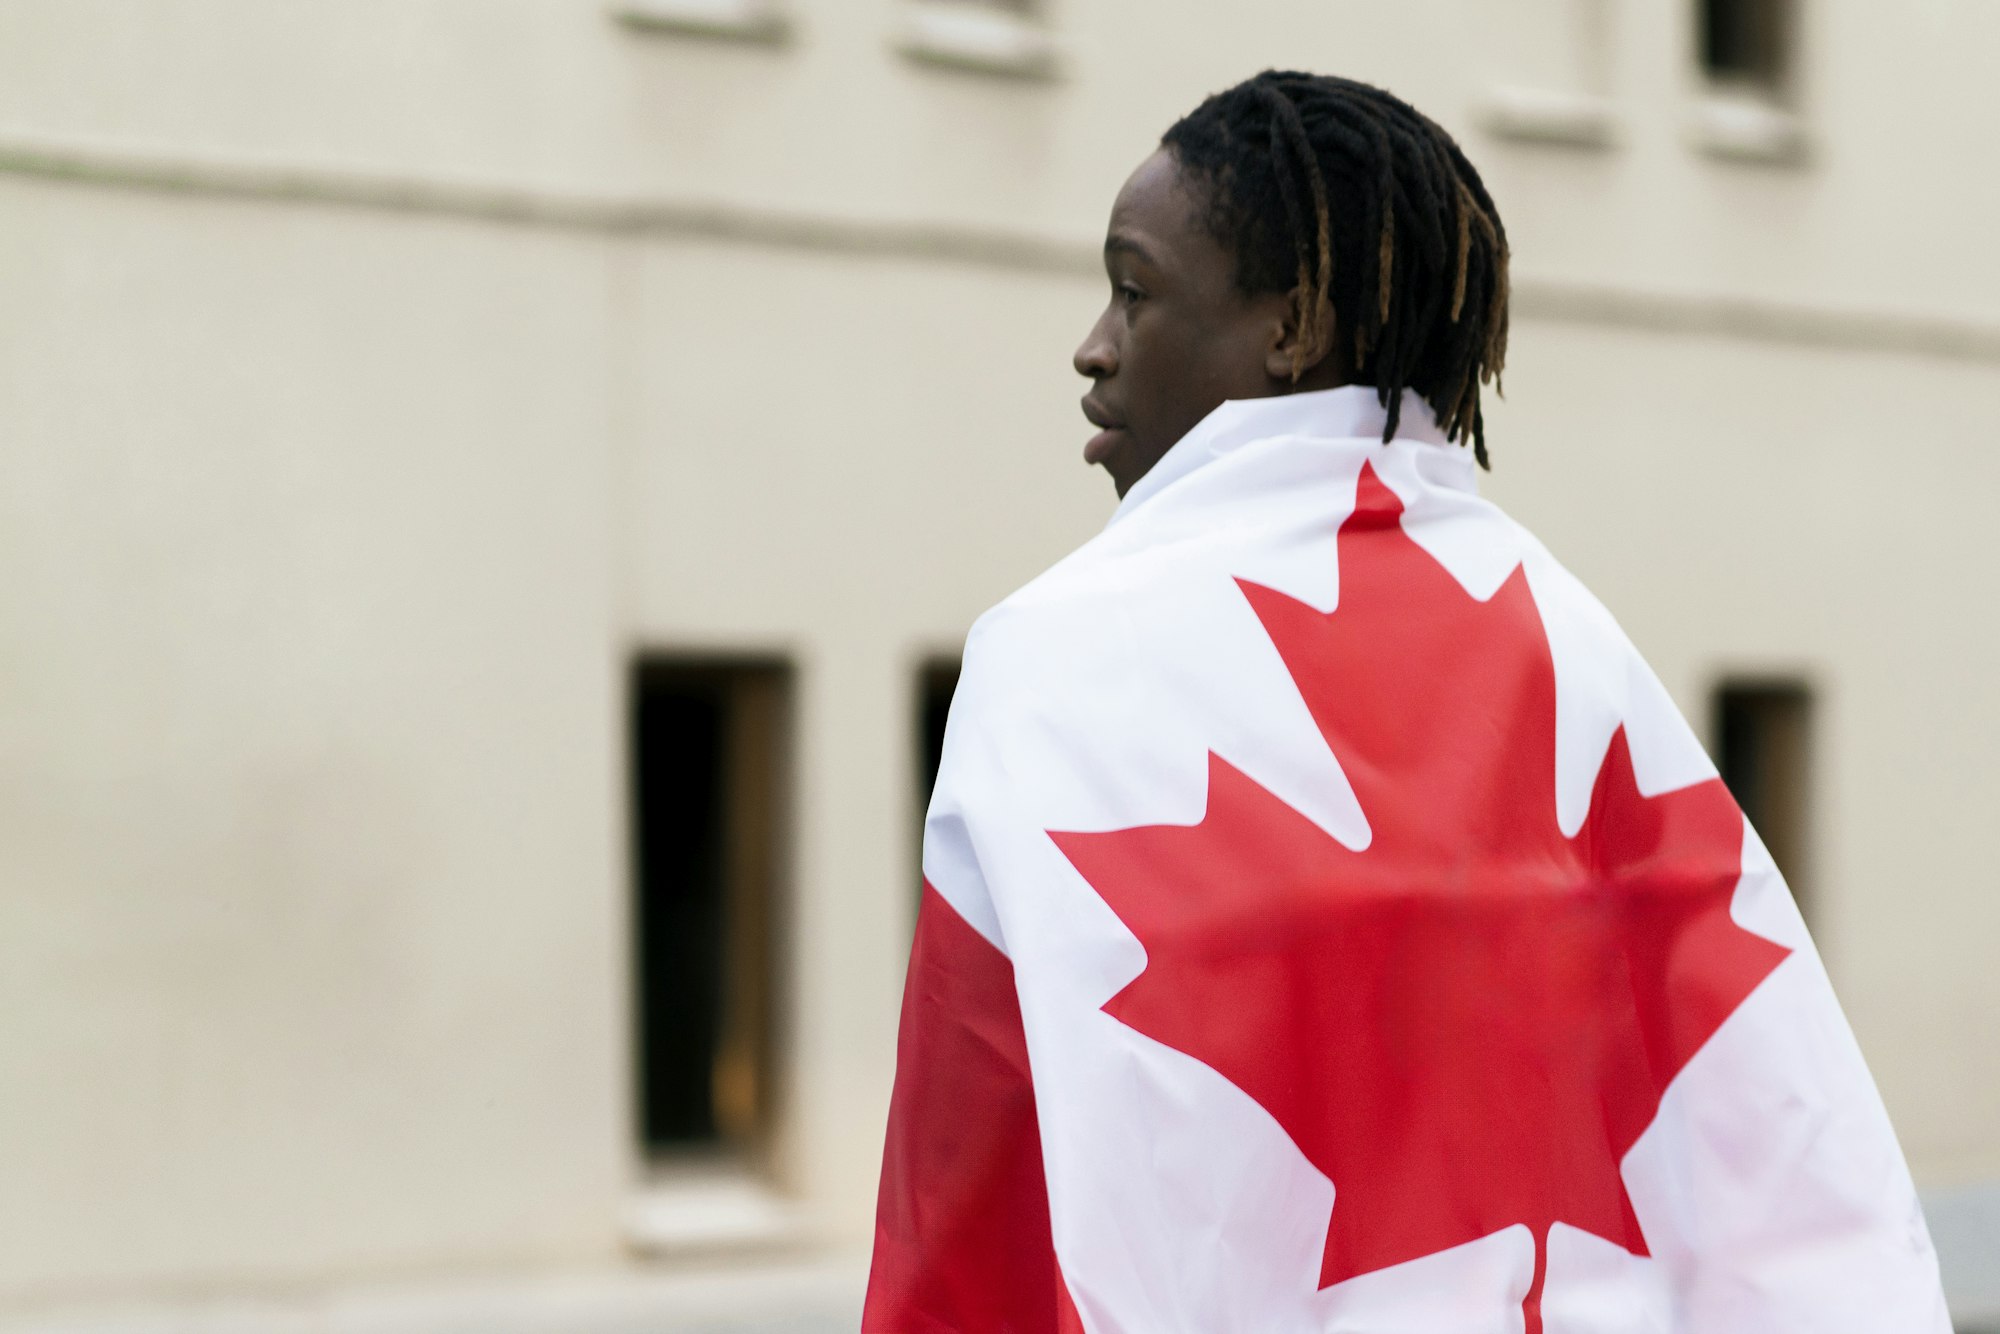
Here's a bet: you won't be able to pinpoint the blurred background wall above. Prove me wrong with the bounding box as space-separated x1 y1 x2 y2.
1 0 1995 1330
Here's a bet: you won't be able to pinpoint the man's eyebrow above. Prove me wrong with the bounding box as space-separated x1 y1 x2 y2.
1103 234 1157 266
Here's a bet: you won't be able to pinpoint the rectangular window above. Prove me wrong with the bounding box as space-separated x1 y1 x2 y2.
895 0 1057 79
1473 0 1619 149
1478 0 1614 97
612 0 791 44
1699 0 1792 91
912 657 961 916
629 657 789 1156
916 657 961 815
1713 679 1812 919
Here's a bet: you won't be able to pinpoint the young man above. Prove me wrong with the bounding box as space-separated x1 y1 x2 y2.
866 71 1947 1333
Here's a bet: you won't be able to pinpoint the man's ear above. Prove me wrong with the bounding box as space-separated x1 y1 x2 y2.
1264 286 1338 384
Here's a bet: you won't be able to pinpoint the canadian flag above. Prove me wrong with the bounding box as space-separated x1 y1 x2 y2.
865 387 1949 1334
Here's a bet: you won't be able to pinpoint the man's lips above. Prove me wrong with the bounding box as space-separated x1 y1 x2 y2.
1081 397 1127 466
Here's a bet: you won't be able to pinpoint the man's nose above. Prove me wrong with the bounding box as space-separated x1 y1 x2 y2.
1073 308 1118 380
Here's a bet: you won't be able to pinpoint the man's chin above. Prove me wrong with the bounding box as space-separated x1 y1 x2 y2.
1083 425 1126 468
1102 451 1137 499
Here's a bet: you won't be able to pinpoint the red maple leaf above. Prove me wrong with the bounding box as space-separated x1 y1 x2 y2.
1051 464 1791 1333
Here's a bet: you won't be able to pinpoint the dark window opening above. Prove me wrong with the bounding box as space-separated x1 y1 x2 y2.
912 658 961 914
1699 0 1792 90
629 657 789 1155
916 658 961 814
1713 679 1812 920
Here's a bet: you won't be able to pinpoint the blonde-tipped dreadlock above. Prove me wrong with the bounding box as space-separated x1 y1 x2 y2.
1164 71 1511 468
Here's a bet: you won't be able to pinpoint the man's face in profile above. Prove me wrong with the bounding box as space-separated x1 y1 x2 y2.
1073 150 1295 497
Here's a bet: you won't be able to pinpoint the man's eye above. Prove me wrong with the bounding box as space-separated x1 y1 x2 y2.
1118 284 1144 307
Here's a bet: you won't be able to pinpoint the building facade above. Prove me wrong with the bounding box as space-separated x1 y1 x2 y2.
1 0 1996 1328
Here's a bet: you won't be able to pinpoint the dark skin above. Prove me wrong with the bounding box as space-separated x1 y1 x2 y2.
1075 148 1351 497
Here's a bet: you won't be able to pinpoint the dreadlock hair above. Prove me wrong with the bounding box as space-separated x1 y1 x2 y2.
1162 70 1510 468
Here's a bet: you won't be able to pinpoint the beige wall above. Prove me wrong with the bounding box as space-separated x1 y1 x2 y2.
0 175 628 1296
3 1 1998 317
0 0 1995 1320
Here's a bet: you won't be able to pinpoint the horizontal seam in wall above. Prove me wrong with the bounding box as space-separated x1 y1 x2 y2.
3 128 1999 366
